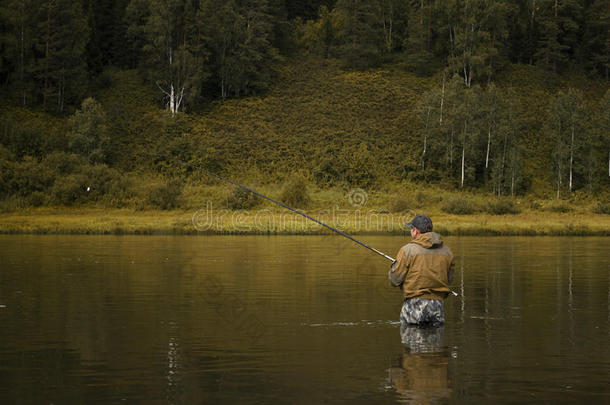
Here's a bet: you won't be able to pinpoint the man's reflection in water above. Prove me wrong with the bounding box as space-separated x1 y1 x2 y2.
388 324 451 404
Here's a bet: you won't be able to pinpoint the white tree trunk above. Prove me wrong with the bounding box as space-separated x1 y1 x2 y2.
383 2 393 52
422 107 430 170
500 130 509 195
511 170 515 196
449 127 454 170
20 0 25 106
557 163 561 199
569 124 574 192
485 126 491 169
439 74 445 124
158 83 184 115
461 145 465 188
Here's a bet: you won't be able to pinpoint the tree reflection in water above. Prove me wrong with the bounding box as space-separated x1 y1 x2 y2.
388 325 451 404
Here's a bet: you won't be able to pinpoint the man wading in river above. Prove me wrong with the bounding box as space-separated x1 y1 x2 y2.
389 215 454 326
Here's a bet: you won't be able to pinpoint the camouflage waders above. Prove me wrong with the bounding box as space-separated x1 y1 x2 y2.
400 298 445 326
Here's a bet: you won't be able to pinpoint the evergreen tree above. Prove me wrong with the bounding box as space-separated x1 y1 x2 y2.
505 0 536 64
296 5 338 58
34 0 89 112
334 0 384 69
0 1 18 99
267 0 295 55
125 0 149 68
583 0 610 79
533 0 580 72
404 0 436 75
285 0 336 20
82 0 130 73
198 0 278 99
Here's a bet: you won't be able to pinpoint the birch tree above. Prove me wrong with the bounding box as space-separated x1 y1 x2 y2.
127 0 203 114
444 0 507 87
547 88 590 197
380 0 407 53
481 83 501 171
445 79 481 187
489 87 521 196
416 88 441 171
599 89 610 179
439 75 461 176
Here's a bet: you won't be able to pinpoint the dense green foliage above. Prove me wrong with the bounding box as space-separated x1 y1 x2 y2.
0 0 608 209
1 0 608 110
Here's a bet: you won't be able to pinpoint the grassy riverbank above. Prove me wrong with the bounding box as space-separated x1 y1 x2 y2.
1 207 608 236
2 180 608 235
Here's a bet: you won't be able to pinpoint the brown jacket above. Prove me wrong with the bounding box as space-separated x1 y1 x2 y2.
389 232 454 300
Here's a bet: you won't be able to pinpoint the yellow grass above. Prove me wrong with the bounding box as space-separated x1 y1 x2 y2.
0 207 608 236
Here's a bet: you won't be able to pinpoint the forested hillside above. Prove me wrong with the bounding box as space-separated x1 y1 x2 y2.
0 0 609 211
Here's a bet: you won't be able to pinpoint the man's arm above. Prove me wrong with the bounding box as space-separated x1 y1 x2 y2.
388 247 409 287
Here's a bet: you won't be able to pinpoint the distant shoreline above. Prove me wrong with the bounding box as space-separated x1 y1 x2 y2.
1 208 608 236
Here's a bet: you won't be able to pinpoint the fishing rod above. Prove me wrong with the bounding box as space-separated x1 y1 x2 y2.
198 168 458 297
159 153 458 297
154 152 459 295
200 168 396 263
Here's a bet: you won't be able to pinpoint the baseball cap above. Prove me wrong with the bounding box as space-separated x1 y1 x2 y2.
405 214 433 233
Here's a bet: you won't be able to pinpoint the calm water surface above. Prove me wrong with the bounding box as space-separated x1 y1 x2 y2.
0 235 609 404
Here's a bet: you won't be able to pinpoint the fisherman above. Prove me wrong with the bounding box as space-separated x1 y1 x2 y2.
389 214 454 326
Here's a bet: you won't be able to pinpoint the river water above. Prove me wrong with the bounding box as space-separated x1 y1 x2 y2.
0 235 609 404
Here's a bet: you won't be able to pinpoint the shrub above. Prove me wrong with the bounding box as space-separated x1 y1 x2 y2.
545 200 573 213
528 200 542 210
227 186 261 210
50 174 88 205
43 152 87 175
83 164 121 196
12 157 54 197
280 175 310 207
0 196 27 212
485 198 521 215
0 148 16 198
442 196 476 215
68 98 110 163
29 191 46 207
103 176 135 207
391 198 411 213
407 169 441 184
594 202 610 215
146 179 183 210
314 158 340 186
